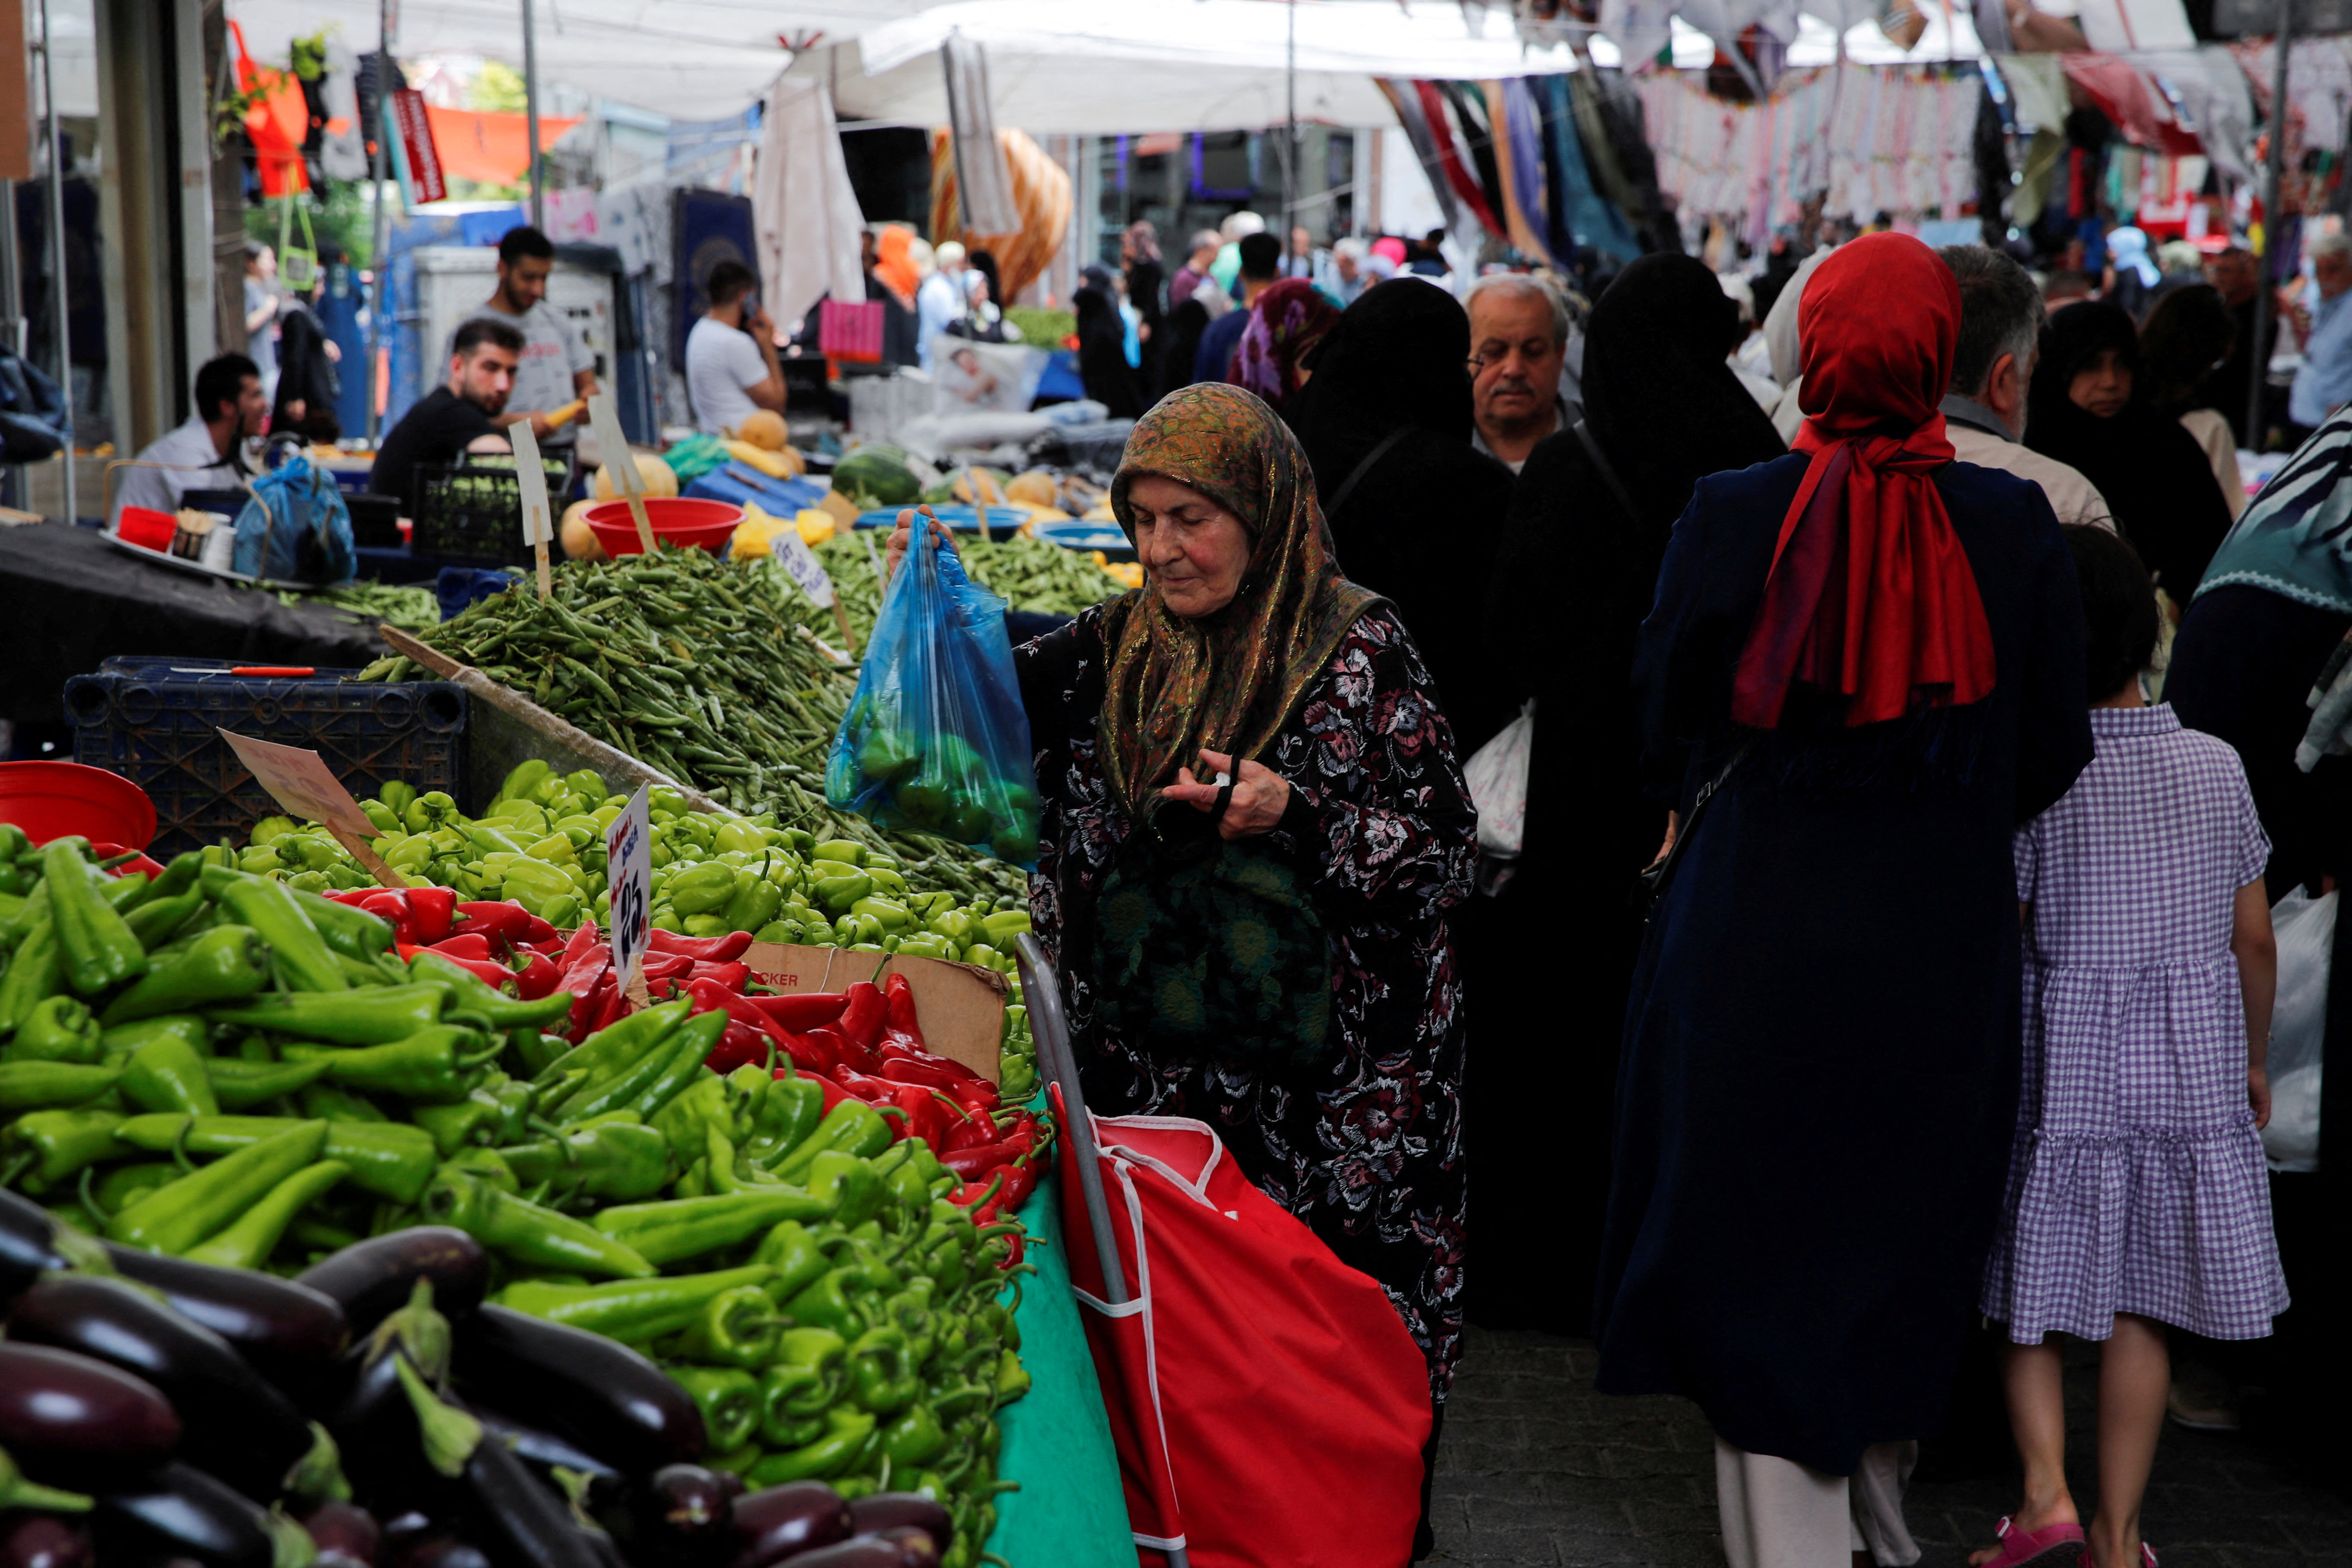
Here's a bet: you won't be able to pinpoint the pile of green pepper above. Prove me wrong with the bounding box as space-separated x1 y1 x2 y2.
0 827 1035 1567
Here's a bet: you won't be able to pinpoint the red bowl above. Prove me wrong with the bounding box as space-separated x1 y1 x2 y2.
584 497 745 557
0 762 157 851
117 507 178 552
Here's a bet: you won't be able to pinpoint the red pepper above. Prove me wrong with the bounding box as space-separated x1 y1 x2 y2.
686 977 798 1054
839 982 886 1054
829 1067 901 1108
434 952 516 989
514 952 562 1001
890 1084 948 1148
941 1110 1000 1153
568 970 617 1041
453 900 552 951
641 952 695 987
746 992 850 1032
358 892 417 945
556 923 601 971
407 887 460 943
691 960 751 992
797 1070 852 1117
704 1020 776 1075
882 973 921 1040
646 928 753 963
428 933 495 962
802 1026 852 1073
940 1123 1037 1180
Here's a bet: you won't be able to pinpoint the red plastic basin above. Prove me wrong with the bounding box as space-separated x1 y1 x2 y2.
584 497 744 557
117 507 178 552
0 762 157 850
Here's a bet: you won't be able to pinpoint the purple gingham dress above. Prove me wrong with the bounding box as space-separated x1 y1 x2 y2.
1982 704 2289 1343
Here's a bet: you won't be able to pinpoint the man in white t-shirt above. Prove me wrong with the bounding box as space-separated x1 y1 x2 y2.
441 225 598 450
685 260 785 435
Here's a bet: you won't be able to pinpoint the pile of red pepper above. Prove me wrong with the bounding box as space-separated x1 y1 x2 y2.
335 896 1048 1234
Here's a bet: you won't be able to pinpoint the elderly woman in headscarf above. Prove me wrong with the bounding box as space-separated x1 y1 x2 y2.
1286 279 1515 751
1229 276 1338 415
887 383 1477 1545
2026 299 2234 605
1596 233 2093 1564
1469 253 1784 1336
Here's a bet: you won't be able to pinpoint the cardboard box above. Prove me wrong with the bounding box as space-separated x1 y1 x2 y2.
744 942 1008 1084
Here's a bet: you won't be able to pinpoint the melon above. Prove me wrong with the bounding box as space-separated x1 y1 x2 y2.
592 453 680 502
559 498 604 560
735 408 789 451
1005 469 1059 508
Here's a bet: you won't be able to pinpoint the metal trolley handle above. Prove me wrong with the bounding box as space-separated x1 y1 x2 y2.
1013 931 1128 1311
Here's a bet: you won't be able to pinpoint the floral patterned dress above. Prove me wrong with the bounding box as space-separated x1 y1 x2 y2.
1015 601 1478 1400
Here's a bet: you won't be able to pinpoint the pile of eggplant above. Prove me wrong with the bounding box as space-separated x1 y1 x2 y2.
0 1196 971 1568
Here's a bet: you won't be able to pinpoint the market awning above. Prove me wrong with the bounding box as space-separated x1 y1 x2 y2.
422 105 583 185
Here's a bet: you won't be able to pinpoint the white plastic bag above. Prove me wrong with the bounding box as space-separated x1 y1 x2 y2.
1465 701 1534 859
2263 887 2332 1172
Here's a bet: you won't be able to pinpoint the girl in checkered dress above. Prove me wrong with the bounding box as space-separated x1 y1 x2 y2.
1975 527 2287 1568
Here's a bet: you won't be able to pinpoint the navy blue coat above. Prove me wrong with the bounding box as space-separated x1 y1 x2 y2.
1593 455 2093 1475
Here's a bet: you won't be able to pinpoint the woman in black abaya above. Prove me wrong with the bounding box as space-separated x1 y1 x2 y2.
2025 299 2233 604
1467 253 1784 1334
1287 279 1516 753
1073 264 1142 418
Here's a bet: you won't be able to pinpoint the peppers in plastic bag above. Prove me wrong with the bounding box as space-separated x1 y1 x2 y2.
826 515 1041 868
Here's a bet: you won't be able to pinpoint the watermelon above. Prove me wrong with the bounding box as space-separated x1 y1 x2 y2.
833 448 922 508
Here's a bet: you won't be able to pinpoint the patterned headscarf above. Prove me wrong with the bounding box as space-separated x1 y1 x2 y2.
1101 384 1380 812
1229 279 1339 413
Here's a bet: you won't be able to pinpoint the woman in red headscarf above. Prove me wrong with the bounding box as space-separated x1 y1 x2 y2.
1592 233 2096 1563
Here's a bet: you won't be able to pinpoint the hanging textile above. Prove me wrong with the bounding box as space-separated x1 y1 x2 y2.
1439 82 1513 233
756 75 866 331
2058 54 2204 156
1485 80 1558 263
1414 80 1507 236
927 127 1072 302
230 20 309 198
1541 74 1642 260
1375 80 1467 237
1568 70 1655 243
941 36 1021 236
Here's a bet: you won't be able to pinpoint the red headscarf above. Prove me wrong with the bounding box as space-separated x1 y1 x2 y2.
1730 233 1996 730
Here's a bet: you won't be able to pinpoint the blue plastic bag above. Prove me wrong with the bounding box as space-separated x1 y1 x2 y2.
827 527 1040 867
232 455 356 583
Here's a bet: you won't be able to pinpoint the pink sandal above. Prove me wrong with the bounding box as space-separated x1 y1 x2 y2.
1979 1516 2087 1568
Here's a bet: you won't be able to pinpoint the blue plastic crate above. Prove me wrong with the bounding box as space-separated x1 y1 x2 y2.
63 658 467 858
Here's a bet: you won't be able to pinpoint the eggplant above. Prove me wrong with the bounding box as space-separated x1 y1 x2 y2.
90 1464 273 1568
0 1343 180 1473
726 1482 852 1568
871 1528 940 1568
754 1542 909 1568
636 1464 732 1548
300 1501 380 1568
456 1431 608 1568
845 1496 949 1557
297 1228 489 1336
467 1405 620 1487
0 1514 90 1568
6 1276 312 1501
328 1342 441 1516
453 1306 705 1474
0 1189 62 1309
391 1540 493 1568
104 1244 350 1402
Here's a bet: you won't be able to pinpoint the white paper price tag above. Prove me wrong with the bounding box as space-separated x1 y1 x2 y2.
216 729 408 887
603 784 653 992
510 420 552 545
771 528 836 609
585 392 640 496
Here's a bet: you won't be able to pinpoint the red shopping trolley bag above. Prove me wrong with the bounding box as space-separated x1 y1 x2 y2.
1054 1097 1433 1568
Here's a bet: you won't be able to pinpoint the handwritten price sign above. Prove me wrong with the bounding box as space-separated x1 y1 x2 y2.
604 784 653 999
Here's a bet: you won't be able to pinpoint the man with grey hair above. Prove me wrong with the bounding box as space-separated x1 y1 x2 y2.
2289 230 2352 433
1169 228 1228 317
1466 272 1580 471
1937 245 2113 531
1330 236 1370 304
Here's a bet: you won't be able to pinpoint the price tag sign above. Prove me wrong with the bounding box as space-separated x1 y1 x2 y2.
585 392 656 554
510 419 554 599
771 527 836 609
603 783 653 1002
217 729 409 888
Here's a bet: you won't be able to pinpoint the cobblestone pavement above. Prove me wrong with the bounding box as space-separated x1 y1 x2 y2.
1428 1327 2352 1568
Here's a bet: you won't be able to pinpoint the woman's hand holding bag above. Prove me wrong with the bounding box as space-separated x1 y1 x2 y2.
1163 746 1290 839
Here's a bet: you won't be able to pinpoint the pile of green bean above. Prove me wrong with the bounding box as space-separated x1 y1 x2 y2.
808 530 1121 648
348 548 1025 903
277 579 443 632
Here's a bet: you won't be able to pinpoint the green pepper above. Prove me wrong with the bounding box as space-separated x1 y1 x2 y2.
667 864 738 918
849 897 910 934
43 842 145 996
98 1017 210 1066
8 995 100 1064
106 1119 327 1253
205 984 447 1045
96 1161 181 1217
491 1264 775 1343
282 1027 502 1103
650 1074 730 1163
721 877 782 936
591 1184 834 1267
301 1082 386 1121
420 1167 655 1277
119 1032 217 1116
549 1011 712 1126
205 1056 331 1110
785 1267 876 1341
386 837 436 874
441 1146 518 1194
360 800 401 835
671 1366 761 1453
748 1408 876 1488
762 1328 849 1433
752 1220 837 1302
880 1281 938 1366
497 1119 672 1202
802 1150 888 1230
0 1109 122 1189
995 1348 1030 1403
98 926 270 1027
674 1285 782 1369
248 816 297 847
744 1075 826 1169
773 1100 894 1182
0 824 27 863
0 1061 120 1112
407 952 576 1031
811 871 874 915
530 1000 691 1093
981 910 1033 943
214 876 344 993
113 1113 437 1204
181 1160 347 1269
613 1013 727 1124
0 917 61 1034
410 1095 500 1157
402 791 457 834
878 1403 947 1467
122 889 204 950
